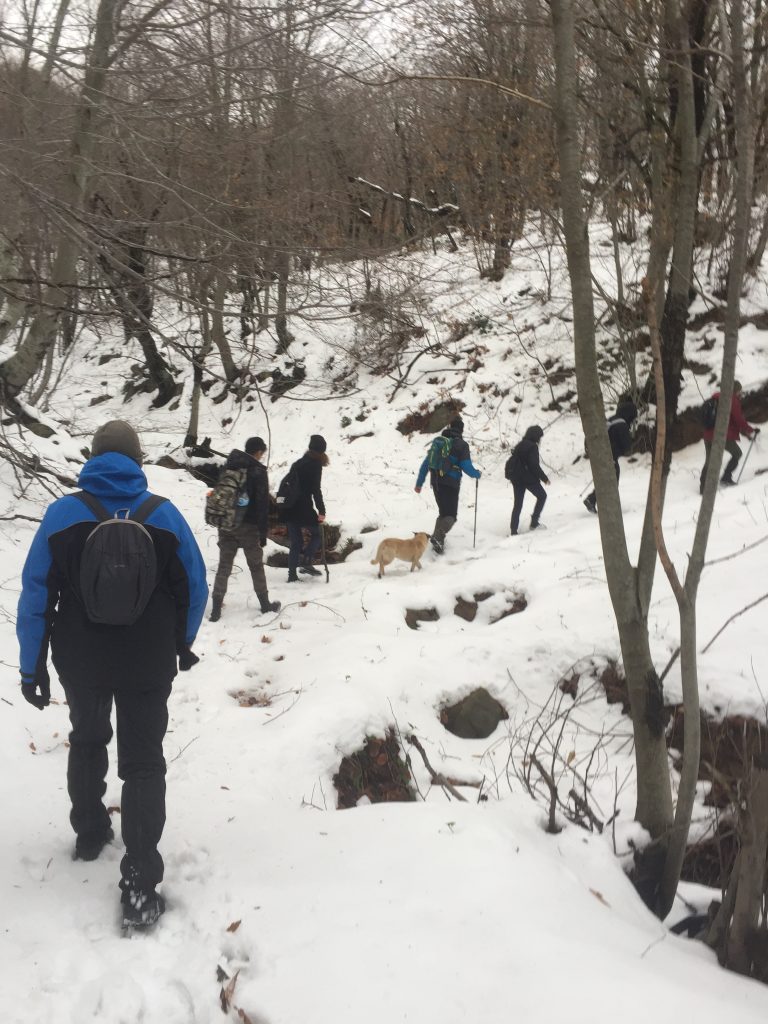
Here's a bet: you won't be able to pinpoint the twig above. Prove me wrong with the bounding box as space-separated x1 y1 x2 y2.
406 734 467 802
659 647 681 684
530 755 562 834
705 533 768 566
168 735 199 764
702 592 768 652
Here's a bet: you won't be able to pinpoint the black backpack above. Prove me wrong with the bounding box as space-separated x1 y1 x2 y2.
701 396 718 430
275 465 301 517
76 491 166 626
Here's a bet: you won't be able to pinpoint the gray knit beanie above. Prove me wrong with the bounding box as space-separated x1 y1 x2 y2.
91 420 143 464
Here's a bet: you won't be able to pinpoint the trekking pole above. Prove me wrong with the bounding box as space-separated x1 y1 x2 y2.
736 434 757 483
579 479 594 498
320 522 330 583
473 478 479 549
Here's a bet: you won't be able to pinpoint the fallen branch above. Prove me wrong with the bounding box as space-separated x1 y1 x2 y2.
406 734 467 802
530 754 562 834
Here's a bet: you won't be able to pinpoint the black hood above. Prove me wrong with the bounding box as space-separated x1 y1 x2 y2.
225 449 252 470
615 400 637 424
523 426 544 442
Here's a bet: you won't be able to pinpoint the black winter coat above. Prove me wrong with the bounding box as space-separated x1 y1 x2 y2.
607 418 633 461
225 449 270 536
282 451 326 526
505 438 547 488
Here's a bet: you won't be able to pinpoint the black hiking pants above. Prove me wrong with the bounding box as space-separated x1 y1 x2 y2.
510 480 547 534
586 460 620 510
431 481 460 548
700 439 742 488
63 676 172 896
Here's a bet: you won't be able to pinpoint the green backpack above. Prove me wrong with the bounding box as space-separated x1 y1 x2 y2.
427 436 454 477
205 467 249 531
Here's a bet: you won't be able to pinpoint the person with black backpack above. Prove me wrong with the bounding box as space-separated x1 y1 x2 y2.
699 381 759 493
208 437 281 622
414 416 481 554
16 420 208 929
505 426 550 534
280 434 328 582
583 398 637 514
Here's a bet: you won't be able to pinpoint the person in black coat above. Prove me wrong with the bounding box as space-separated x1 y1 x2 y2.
583 399 637 513
505 426 550 534
282 434 328 581
210 437 281 621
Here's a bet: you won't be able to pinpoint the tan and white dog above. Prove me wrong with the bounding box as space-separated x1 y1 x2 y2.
370 532 431 578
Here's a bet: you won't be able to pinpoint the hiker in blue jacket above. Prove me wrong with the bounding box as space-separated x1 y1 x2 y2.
415 416 481 554
16 420 208 927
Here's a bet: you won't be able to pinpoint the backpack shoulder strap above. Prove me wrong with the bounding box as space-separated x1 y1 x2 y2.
132 494 167 524
74 491 110 522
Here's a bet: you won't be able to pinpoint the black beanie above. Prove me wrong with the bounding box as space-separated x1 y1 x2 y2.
308 434 327 453
450 416 465 433
245 436 267 454
91 420 143 464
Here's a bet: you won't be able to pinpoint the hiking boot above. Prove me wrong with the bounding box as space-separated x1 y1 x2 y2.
74 826 114 862
530 519 542 530
258 594 281 613
299 565 322 577
721 475 736 487
121 889 166 929
287 570 302 583
510 529 518 536
583 495 597 514
430 536 444 555
209 598 223 622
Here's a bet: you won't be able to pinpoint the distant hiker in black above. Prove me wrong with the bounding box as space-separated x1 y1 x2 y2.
210 437 281 622
505 426 550 534
16 421 208 928
415 416 481 554
282 434 328 582
583 398 637 514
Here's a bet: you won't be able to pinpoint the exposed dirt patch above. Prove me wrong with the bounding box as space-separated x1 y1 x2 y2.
333 729 416 809
230 689 272 708
668 709 768 809
265 520 362 566
598 660 631 715
397 399 465 435
405 607 440 629
680 820 738 888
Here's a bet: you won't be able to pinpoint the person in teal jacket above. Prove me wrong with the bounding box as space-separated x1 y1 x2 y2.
415 416 481 554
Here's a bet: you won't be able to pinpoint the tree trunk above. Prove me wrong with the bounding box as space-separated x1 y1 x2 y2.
211 269 239 381
549 0 674 858
274 249 294 354
0 0 118 405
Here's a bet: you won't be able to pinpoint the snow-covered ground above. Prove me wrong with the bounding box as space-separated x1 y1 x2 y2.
2 239 768 1022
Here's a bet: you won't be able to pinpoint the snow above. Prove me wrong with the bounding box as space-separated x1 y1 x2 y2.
2 236 768 1021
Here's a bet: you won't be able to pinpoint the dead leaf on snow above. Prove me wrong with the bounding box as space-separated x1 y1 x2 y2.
226 919 242 933
220 969 239 1012
590 888 610 907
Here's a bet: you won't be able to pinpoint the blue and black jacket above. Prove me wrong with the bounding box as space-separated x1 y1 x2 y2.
17 453 208 690
416 426 481 491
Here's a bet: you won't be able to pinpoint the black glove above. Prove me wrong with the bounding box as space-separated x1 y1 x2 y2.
178 647 200 672
753 427 761 437
21 668 50 710
543 476 551 486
